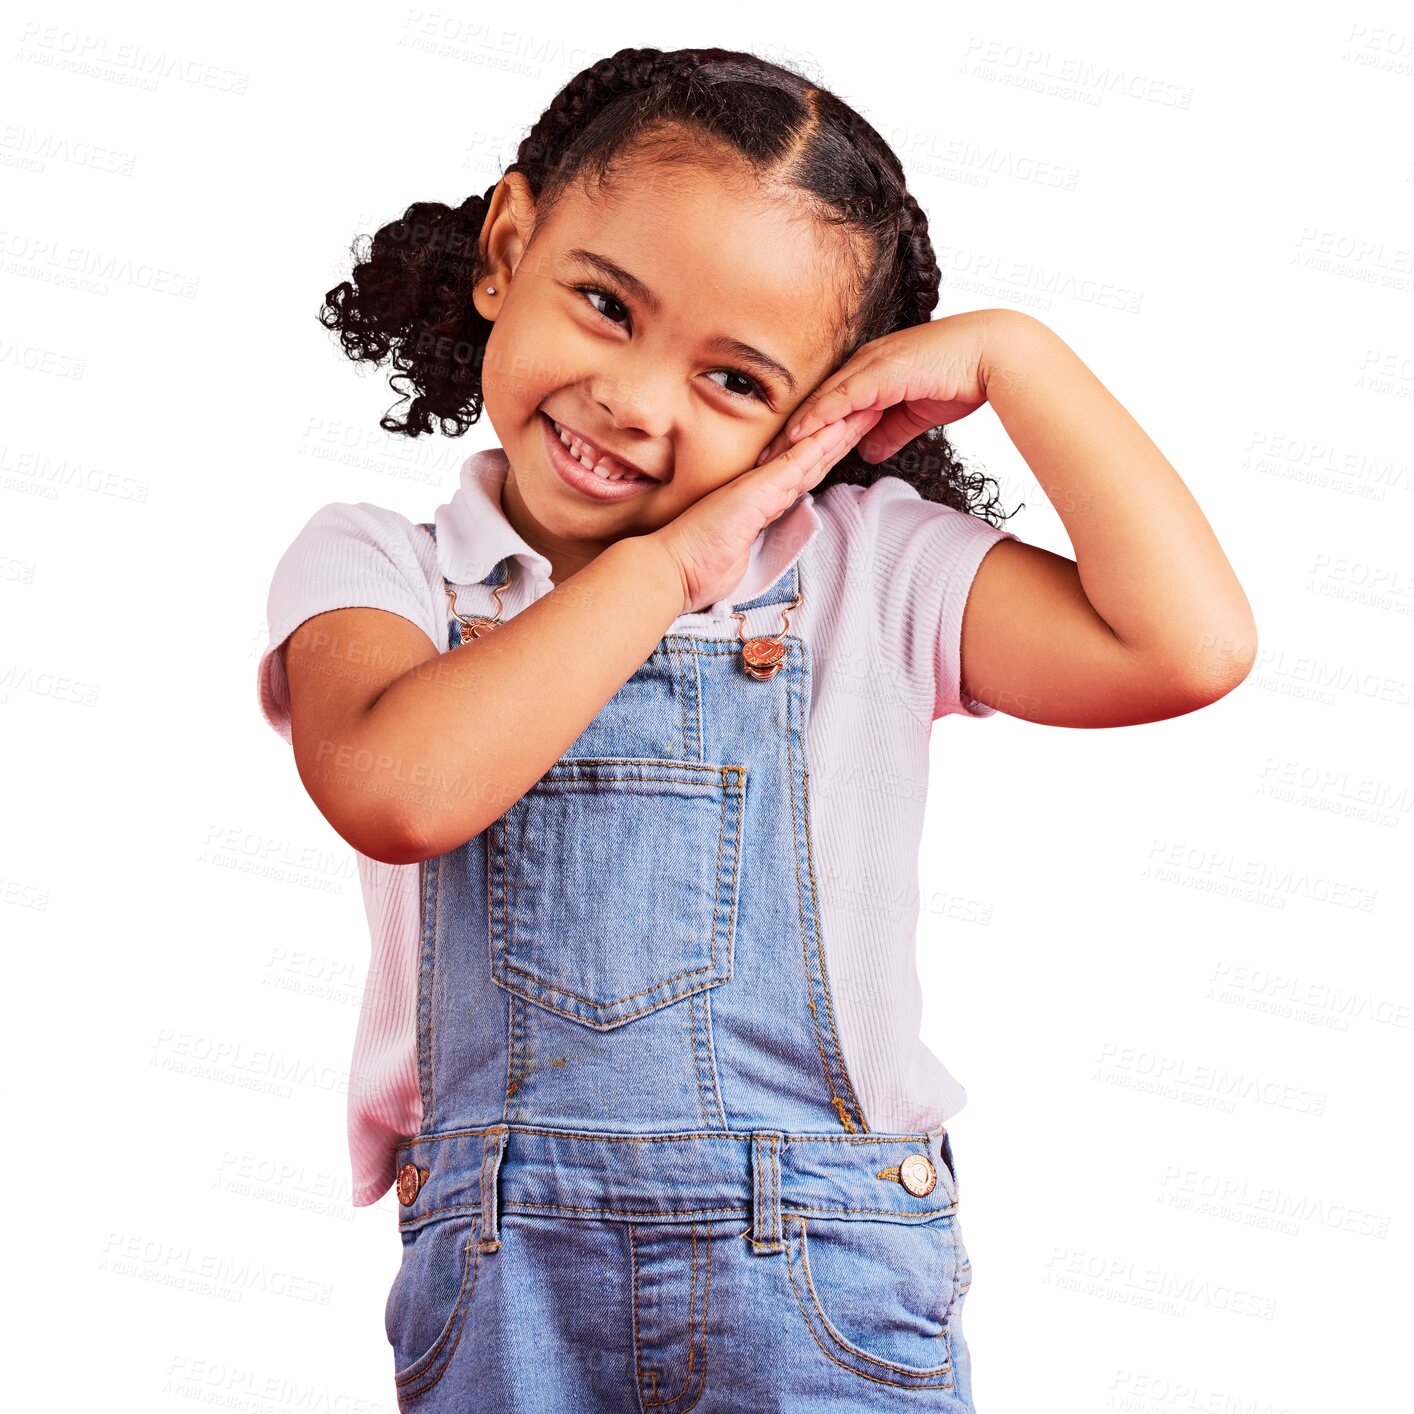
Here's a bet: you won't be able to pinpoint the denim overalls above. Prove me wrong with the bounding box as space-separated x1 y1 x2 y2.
383 524 976 1412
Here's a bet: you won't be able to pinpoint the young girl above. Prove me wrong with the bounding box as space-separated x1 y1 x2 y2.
257 46 1255 1413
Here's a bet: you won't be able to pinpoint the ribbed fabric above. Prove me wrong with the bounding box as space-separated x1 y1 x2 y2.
256 447 1018 1206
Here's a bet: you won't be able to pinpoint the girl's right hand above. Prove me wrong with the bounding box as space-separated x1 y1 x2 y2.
647 410 876 617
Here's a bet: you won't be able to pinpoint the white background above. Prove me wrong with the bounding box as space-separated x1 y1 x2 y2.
5 3 1410 1410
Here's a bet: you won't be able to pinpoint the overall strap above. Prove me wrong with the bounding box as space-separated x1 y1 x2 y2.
419 521 509 650
416 520 802 651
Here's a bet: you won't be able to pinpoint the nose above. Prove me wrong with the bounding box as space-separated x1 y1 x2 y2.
590 366 673 442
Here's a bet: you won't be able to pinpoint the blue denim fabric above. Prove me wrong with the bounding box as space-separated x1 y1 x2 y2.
385 526 976 1411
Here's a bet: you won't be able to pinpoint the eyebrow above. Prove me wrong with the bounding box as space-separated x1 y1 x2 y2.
563 247 800 395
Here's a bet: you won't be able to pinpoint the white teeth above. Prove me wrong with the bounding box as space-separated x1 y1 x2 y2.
552 419 646 481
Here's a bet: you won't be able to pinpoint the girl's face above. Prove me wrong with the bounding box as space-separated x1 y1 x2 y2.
473 160 855 584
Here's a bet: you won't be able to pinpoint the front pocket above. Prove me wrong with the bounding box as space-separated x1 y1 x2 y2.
385 1211 482 1401
783 1213 961 1389
487 758 747 1029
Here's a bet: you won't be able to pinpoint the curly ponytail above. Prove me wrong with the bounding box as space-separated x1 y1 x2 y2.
318 46 1010 524
318 184 497 439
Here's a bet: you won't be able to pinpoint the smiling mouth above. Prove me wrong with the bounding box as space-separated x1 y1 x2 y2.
544 413 656 483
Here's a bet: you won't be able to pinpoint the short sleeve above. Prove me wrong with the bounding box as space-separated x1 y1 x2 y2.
845 478 1019 721
255 502 441 745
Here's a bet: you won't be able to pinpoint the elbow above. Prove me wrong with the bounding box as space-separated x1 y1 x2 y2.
363 808 451 867
294 761 432 866
358 829 433 868
1181 613 1259 706
345 758 524 864
370 803 497 867
324 809 428 867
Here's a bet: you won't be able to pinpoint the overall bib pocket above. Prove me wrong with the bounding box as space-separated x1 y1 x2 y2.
487 758 747 1029
782 1212 966 1388
385 1210 483 1400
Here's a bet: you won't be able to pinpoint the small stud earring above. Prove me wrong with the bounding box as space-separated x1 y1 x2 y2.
485 284 496 294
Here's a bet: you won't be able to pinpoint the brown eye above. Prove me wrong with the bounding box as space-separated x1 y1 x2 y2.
572 282 770 406
706 368 768 403
575 284 630 326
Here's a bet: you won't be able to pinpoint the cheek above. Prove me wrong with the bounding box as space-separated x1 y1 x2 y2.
668 459 751 510
479 312 553 411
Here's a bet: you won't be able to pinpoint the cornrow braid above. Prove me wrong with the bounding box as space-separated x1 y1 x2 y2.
508 48 693 186
317 46 1011 525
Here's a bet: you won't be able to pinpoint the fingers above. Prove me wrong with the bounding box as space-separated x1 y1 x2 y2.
751 416 846 476
781 410 874 493
783 417 854 478
754 405 876 473
787 364 892 445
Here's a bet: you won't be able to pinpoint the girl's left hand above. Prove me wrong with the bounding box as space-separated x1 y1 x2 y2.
755 308 999 468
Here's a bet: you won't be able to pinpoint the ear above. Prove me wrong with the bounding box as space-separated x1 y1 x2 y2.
472 171 538 322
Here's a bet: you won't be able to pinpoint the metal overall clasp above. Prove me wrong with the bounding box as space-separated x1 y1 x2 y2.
446 581 507 641
731 590 804 680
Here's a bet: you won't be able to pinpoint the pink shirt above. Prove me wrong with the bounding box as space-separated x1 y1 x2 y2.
257 446 1018 1206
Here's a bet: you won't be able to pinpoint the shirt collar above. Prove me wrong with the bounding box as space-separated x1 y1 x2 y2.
434 445 823 619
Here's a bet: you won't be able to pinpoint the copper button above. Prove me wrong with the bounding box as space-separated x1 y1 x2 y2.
898 1153 937 1197
741 637 787 678
396 1162 427 1206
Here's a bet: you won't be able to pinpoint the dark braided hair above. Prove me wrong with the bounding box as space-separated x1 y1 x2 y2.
319 46 1009 523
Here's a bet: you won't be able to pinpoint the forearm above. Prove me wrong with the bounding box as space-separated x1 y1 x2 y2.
370 534 684 861
981 310 1256 687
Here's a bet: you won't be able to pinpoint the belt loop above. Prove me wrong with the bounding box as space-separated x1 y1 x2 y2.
477 1126 508 1253
749 1132 783 1253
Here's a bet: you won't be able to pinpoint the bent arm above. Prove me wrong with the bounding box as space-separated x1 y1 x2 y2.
284 535 684 864
960 311 1257 725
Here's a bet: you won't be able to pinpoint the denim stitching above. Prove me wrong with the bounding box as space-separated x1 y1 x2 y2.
630 1223 712 1414
688 994 710 1129
748 1135 767 1252
769 1135 781 1251
701 991 727 1127
676 1222 712 1413
511 993 529 1116
747 1134 785 1253
404 1204 955 1227
400 556 961 1394
799 725 868 1133
501 985 515 1107
487 766 745 1022
493 978 736 1030
399 1199 956 1230
778 638 859 1133
397 1124 936 1147
488 812 511 1094
751 1136 763 1249
493 769 740 1002
672 636 696 763
507 992 530 1115
784 1215 956 1389
474 1134 492 1251
393 1226 482 1397
397 1201 480 1228
642 1222 697 1409
695 1224 713 1410
476 1131 503 1252
629 1222 647 1400
688 992 726 1130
